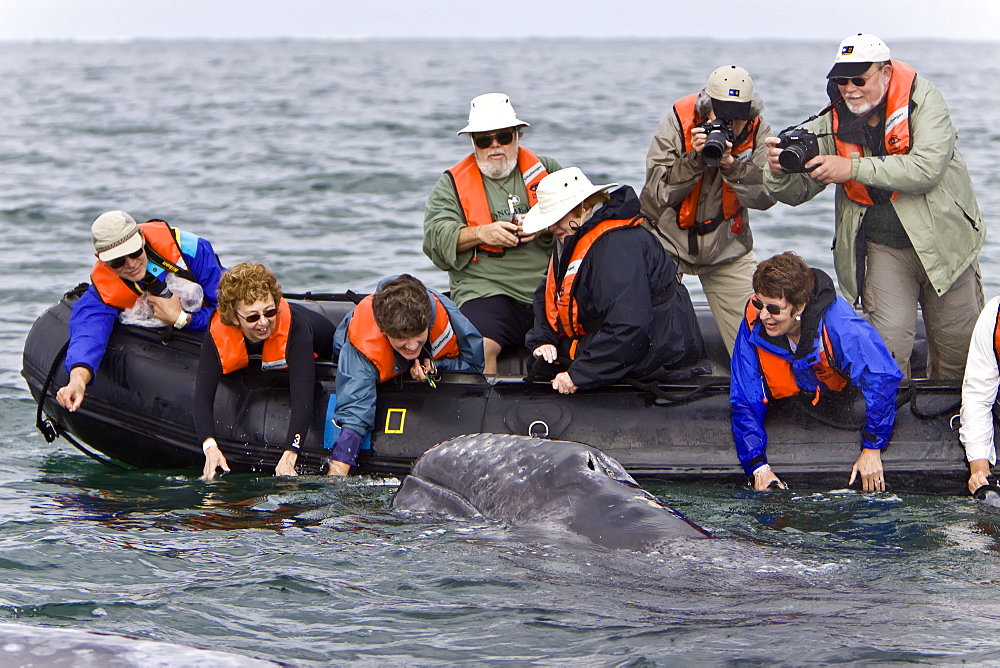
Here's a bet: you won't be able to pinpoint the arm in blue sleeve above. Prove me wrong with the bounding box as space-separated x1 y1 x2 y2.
333 327 381 436
433 291 484 373
64 286 118 377
825 301 903 450
183 236 225 332
729 320 771 475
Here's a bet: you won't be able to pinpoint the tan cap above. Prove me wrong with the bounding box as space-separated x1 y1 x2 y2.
705 66 753 120
92 210 143 262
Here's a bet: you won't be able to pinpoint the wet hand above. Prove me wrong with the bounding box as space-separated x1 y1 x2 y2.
275 449 299 476
968 459 992 495
533 344 557 364
200 440 231 481
752 467 787 491
849 448 885 492
55 367 92 412
327 460 351 476
804 154 852 184
148 293 182 325
551 372 577 395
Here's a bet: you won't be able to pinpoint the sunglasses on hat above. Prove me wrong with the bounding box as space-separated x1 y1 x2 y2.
473 130 515 149
751 297 785 316
106 248 144 269
237 307 279 324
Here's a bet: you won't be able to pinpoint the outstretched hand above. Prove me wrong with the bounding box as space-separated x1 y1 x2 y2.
849 448 885 492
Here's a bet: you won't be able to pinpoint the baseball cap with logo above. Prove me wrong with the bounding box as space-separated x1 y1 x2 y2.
705 65 753 120
92 210 143 262
827 33 891 78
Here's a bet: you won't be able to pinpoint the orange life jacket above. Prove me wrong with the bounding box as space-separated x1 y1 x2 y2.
673 93 758 230
545 217 642 355
744 300 848 402
445 146 548 256
209 298 292 374
90 220 190 310
833 60 917 206
347 293 461 383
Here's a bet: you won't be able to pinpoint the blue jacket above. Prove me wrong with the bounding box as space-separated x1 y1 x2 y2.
66 230 224 377
332 278 484 437
730 269 902 475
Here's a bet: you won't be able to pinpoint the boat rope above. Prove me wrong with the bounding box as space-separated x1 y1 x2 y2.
907 383 961 420
33 322 127 472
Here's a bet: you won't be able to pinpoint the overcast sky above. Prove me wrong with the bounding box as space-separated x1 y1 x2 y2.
0 0 997 41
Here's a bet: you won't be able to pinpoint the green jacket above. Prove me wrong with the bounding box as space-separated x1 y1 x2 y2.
763 74 984 303
423 153 561 306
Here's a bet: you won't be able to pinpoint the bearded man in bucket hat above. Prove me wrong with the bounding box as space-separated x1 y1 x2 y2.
523 167 706 395
56 211 225 412
423 93 562 375
763 33 985 380
640 65 776 357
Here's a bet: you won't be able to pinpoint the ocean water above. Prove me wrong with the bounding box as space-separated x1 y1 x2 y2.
2 38 1000 664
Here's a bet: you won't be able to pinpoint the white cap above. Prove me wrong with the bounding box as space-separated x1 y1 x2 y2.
457 93 529 135
827 33 891 78
520 167 617 235
92 210 143 262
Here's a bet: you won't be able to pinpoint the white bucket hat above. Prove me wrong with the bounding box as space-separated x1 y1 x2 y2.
827 33 891 78
521 167 617 235
457 93 529 135
92 210 143 262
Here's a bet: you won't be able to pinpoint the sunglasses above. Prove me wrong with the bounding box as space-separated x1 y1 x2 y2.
473 130 515 149
751 297 785 316
237 307 279 323
831 71 879 87
106 248 144 269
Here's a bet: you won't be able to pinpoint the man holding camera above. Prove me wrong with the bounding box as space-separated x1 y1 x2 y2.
423 93 561 375
763 34 984 379
640 66 775 355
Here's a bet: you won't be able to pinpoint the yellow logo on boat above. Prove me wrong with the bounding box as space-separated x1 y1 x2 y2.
385 408 406 434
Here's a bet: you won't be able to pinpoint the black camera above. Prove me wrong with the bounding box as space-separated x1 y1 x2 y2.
776 127 820 173
143 276 173 298
699 120 734 167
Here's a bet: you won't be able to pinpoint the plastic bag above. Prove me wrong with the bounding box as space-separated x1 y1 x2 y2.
119 273 205 328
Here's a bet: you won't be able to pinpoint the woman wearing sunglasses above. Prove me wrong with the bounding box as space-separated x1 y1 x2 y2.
195 262 336 481
730 252 902 492
522 167 706 396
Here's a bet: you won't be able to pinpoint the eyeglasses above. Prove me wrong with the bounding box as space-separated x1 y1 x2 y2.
236 307 279 323
106 248 144 269
751 297 785 316
473 130 515 149
831 70 879 87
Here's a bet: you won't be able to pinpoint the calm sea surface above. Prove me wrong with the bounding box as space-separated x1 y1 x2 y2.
1 38 1000 664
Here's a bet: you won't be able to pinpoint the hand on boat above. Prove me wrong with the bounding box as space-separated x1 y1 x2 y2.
200 440 230 481
275 450 299 476
410 358 435 382
533 344 557 364
968 459 992 495
849 448 885 492
55 367 92 412
147 293 183 326
551 372 577 395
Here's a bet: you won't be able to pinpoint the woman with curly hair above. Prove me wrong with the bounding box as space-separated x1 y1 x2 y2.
194 262 335 480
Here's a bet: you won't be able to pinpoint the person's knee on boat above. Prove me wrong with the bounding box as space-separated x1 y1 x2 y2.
730 252 902 492
195 262 335 481
422 93 563 375
56 210 224 413
522 167 706 396
331 274 484 475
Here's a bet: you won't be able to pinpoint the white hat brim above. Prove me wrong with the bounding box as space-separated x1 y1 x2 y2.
97 228 144 262
457 119 529 135
521 183 618 235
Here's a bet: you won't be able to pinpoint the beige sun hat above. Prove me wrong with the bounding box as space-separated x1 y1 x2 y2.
705 65 753 120
521 167 618 235
92 210 143 261
457 93 530 135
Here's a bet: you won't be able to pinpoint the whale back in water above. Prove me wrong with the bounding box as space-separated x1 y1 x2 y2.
391 433 710 549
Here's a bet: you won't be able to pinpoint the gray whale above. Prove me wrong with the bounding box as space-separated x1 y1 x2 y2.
391 433 710 549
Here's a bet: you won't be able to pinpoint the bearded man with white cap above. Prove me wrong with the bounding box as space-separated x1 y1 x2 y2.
764 33 985 380
640 65 776 357
522 168 705 395
423 93 562 375
56 211 225 412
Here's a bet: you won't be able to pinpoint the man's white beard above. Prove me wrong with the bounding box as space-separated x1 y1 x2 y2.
477 154 518 180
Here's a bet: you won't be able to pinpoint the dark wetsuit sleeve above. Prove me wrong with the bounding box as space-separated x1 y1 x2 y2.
193 333 223 444
283 305 337 452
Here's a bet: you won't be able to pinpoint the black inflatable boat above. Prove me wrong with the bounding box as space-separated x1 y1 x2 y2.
21 286 971 492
